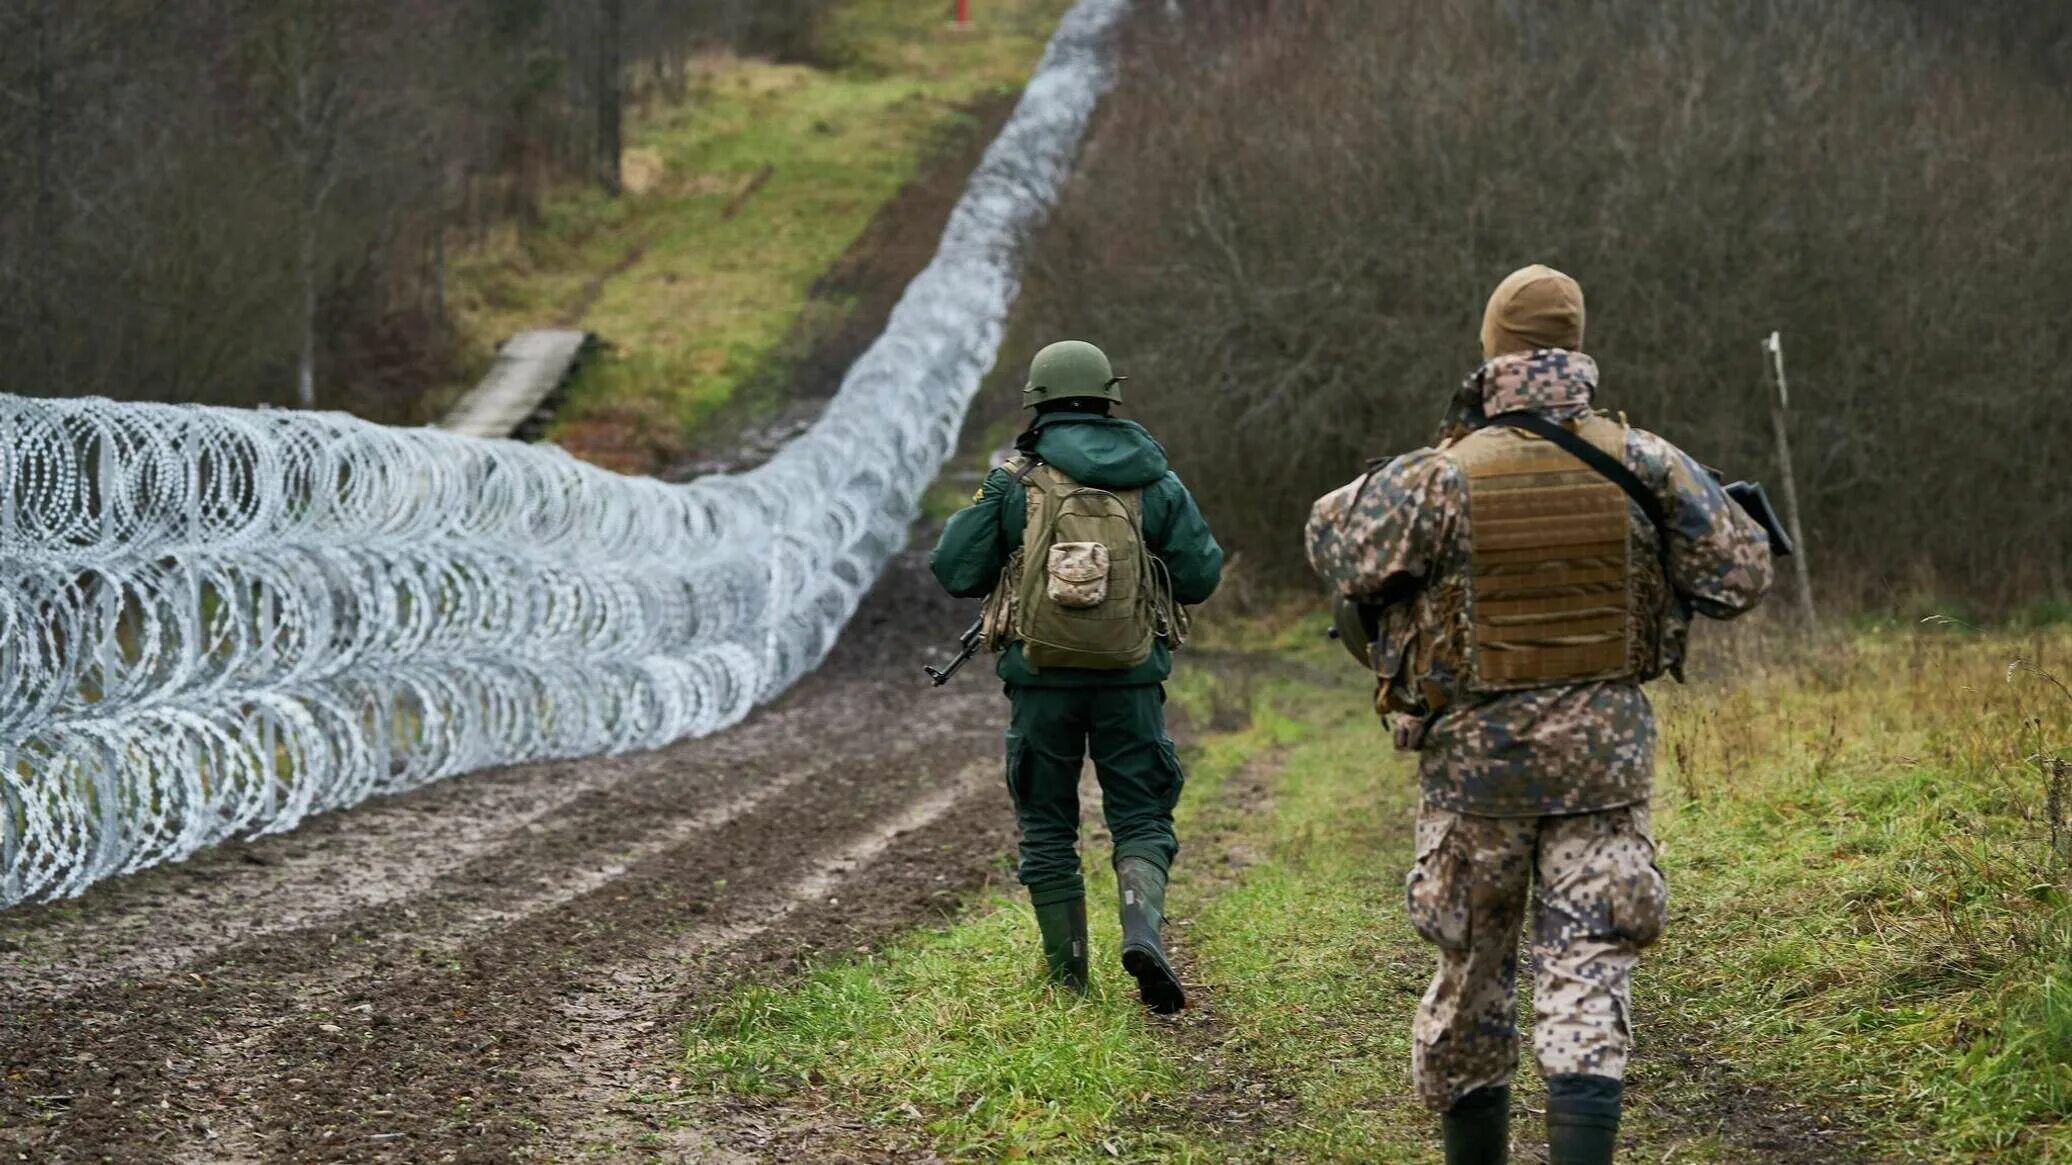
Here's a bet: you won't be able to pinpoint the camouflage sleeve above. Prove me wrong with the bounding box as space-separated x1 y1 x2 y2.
1304 448 1461 599
1628 430 1775 620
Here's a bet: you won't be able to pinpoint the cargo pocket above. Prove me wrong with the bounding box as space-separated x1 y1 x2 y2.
1003 729 1031 810
1405 808 1470 950
1609 805 1669 948
1155 737 1186 812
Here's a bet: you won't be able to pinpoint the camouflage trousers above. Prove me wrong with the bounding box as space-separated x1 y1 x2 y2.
1405 801 1668 1112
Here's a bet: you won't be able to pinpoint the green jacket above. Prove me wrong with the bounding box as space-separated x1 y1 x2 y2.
930 411 1223 687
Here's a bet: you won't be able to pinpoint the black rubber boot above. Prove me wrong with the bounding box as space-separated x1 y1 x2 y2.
1442 1084 1510 1165
1546 1074 1622 1165
1032 895 1088 993
1115 856 1185 1013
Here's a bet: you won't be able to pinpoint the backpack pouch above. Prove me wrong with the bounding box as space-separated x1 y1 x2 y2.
1046 541 1110 608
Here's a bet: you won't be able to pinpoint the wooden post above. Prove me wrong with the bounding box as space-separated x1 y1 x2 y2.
1761 331 1817 629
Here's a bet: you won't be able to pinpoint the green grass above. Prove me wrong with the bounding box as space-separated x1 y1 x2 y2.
443 0 1071 470
683 689 1298 1159
691 906 1182 1157
679 626 2072 1162
1170 691 1436 1162
1645 630 2072 1161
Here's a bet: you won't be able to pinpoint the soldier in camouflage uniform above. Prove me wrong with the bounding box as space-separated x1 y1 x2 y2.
1305 266 1774 1165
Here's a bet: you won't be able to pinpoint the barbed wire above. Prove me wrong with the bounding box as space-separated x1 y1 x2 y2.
0 0 1127 908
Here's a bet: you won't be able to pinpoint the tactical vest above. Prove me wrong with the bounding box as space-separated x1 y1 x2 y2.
1441 415 1666 693
981 459 1174 671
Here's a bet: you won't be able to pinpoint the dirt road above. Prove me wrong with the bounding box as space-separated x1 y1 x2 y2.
0 552 1018 1163
0 77 1058 1161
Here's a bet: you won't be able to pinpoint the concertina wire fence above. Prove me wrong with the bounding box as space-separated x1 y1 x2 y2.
0 0 1128 908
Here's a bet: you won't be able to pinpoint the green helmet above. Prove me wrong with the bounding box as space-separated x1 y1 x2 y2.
1022 340 1127 410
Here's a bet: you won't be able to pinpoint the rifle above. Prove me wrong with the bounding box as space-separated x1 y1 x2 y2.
1722 479 1794 558
925 617 985 686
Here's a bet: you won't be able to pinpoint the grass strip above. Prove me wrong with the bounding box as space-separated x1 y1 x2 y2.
681 626 2071 1162
681 674 1301 1160
443 0 1071 466
1645 627 2072 1162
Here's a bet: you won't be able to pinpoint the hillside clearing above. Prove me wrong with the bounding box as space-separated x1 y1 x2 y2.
441 0 1072 472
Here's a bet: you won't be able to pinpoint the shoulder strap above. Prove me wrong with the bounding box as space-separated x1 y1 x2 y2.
1486 410 1679 596
1007 454 1045 484
1484 411 1667 533
999 455 1048 545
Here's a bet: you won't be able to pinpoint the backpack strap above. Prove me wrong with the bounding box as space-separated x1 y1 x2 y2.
1485 412 1664 529
979 457 1051 655
998 454 1046 535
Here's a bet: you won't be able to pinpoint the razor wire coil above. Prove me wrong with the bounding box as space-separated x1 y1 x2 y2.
0 0 1127 908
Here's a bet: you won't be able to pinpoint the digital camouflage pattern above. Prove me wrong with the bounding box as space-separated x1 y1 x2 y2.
1438 346 1600 441
1304 348 1774 817
1406 803 1667 1110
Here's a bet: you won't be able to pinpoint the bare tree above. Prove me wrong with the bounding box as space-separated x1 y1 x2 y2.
250 1 352 410
1025 0 2072 608
0 0 842 418
597 0 623 196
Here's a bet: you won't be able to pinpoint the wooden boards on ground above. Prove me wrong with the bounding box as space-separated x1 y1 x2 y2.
438 329 593 440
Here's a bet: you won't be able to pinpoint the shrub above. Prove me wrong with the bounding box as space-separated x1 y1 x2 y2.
1024 0 2072 606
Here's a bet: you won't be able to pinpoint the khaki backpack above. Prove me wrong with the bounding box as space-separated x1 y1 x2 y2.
982 458 1179 671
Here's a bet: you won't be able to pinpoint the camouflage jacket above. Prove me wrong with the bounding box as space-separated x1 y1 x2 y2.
1304 349 1773 816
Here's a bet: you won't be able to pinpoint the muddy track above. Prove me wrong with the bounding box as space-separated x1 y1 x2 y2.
0 552 1018 1163
1 71 1046 1162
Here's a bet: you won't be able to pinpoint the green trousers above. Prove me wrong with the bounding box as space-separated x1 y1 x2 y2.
1005 684 1185 905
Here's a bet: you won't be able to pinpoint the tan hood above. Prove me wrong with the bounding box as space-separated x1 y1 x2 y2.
1480 264 1586 359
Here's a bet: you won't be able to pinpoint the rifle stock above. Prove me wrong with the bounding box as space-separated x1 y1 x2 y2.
1725 479 1795 557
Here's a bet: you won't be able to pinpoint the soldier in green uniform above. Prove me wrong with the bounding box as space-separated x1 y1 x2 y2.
1306 267 1775 1164
930 340 1223 1012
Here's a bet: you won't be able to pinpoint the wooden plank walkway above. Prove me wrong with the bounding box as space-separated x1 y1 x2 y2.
438 329 592 440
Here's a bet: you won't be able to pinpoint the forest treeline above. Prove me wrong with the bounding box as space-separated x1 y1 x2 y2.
0 0 832 419
1024 0 2072 607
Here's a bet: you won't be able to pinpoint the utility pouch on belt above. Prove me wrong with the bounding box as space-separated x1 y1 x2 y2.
1449 412 1667 692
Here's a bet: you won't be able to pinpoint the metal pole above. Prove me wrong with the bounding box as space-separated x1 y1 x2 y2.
1761 332 1817 629
957 0 970 26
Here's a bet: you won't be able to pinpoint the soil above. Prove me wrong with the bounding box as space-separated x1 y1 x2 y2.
1 83 1040 1163
0 600 1872 1164
0 549 1014 1164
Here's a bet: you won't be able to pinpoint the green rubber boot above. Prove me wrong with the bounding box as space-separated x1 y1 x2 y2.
1442 1084 1510 1165
1546 1075 1621 1165
1116 856 1185 1013
1032 895 1088 993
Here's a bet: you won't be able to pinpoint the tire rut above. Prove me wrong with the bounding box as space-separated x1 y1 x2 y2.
1 551 1018 1164
522 767 995 1163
